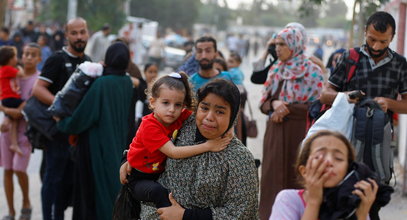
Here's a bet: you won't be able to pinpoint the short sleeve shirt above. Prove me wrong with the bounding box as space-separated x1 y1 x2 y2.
189 71 233 92
329 47 407 99
127 109 192 173
0 65 20 99
39 48 91 95
269 189 305 220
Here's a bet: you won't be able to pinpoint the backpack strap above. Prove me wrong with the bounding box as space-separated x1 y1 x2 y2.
346 47 360 82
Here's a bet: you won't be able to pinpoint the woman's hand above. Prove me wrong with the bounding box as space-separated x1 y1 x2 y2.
119 161 131 184
354 178 378 220
270 100 289 123
157 193 185 220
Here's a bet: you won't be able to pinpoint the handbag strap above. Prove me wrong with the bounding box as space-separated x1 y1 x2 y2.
246 98 254 120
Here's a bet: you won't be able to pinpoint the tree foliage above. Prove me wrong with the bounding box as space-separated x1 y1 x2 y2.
197 1 230 30
130 0 201 31
39 0 127 32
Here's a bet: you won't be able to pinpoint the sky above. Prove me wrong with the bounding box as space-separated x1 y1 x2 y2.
225 0 354 19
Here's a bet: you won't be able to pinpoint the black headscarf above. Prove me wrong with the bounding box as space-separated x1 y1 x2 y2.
195 79 240 142
103 42 130 76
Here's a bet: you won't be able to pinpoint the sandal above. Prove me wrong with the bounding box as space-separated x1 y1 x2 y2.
18 208 32 220
1 216 15 220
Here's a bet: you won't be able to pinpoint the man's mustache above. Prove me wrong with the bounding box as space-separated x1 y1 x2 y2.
199 58 211 63
74 40 86 44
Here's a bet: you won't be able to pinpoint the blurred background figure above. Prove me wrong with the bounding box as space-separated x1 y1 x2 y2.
85 23 111 62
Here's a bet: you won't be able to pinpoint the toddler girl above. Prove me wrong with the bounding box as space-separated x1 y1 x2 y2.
0 46 24 155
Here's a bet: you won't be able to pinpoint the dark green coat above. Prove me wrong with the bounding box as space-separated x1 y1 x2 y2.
58 75 133 220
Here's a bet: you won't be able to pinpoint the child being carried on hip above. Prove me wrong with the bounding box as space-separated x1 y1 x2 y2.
121 71 232 209
0 46 25 155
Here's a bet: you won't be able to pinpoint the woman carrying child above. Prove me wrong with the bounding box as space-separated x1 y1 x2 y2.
121 79 259 219
56 42 133 220
125 71 231 211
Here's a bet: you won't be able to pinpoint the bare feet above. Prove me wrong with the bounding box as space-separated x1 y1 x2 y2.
9 144 23 156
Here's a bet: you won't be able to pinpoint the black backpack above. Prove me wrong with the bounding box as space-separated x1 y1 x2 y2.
351 98 394 184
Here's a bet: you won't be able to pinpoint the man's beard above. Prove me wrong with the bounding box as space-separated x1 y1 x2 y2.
70 40 87 53
199 59 214 70
366 42 387 58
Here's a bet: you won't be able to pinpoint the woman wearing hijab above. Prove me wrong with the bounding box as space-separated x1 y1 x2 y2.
57 42 133 220
121 79 259 219
258 27 324 220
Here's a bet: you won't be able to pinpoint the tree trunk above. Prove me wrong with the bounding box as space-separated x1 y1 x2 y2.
0 0 7 27
357 2 365 46
349 0 358 48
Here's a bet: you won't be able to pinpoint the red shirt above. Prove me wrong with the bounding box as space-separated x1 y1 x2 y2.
127 109 192 173
0 65 20 99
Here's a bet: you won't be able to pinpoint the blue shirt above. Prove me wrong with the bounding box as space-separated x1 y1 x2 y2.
228 67 244 85
189 71 233 92
0 39 12 46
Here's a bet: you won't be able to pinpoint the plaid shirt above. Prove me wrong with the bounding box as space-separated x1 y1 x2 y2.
329 45 407 99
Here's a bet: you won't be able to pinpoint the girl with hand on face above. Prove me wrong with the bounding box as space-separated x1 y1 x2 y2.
123 72 232 211
270 130 381 220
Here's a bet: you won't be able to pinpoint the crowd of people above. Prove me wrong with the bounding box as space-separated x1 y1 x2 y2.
0 10 406 220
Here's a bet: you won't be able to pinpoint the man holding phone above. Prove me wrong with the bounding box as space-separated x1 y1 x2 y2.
320 11 407 220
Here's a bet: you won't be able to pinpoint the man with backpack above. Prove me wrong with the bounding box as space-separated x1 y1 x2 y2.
320 11 407 220
32 17 91 220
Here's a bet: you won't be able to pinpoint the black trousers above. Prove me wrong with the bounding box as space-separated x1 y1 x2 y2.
128 169 171 208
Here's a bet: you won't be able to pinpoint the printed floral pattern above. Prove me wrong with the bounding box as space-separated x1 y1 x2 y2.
261 27 324 104
140 116 260 219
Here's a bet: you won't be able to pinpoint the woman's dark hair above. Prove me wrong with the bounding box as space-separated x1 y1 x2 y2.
295 130 356 185
144 63 158 72
195 36 217 52
150 71 194 109
103 42 130 76
0 46 17 65
366 11 396 37
213 58 228 72
197 79 240 134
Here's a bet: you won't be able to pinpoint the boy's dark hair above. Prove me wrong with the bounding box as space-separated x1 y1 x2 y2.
197 78 240 134
150 71 194 109
0 46 17 65
366 11 396 37
229 52 242 63
25 43 42 56
195 36 217 52
0 27 9 35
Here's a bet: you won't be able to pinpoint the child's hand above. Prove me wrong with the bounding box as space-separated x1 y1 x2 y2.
303 154 331 205
0 117 10 132
206 132 233 152
354 178 378 219
16 65 24 77
119 161 132 184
